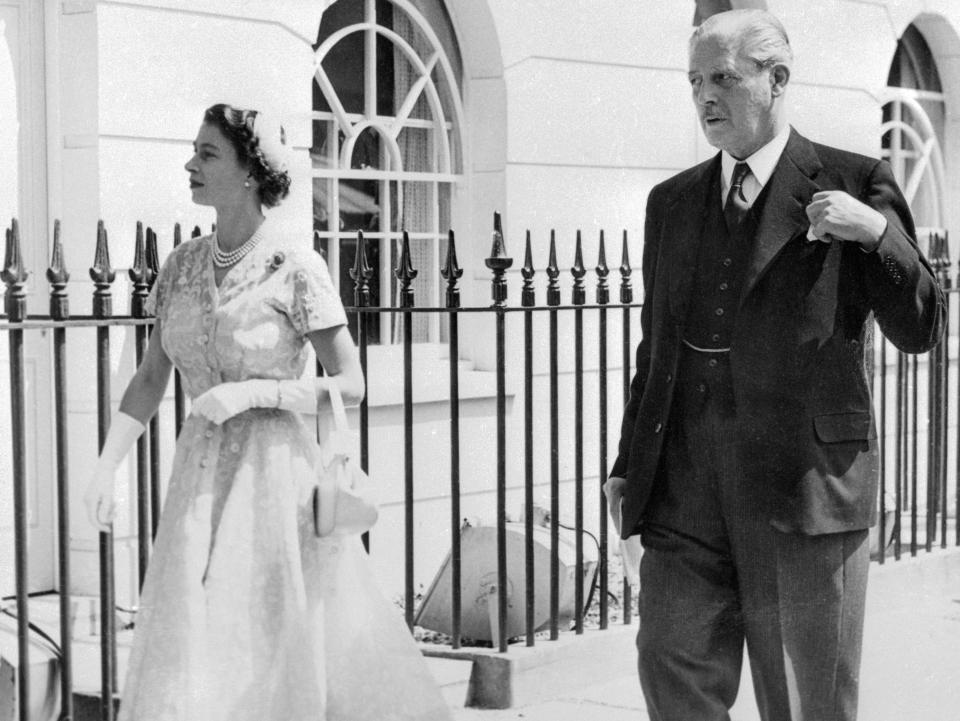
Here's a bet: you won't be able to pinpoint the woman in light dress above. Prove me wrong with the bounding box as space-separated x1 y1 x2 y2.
84 103 452 721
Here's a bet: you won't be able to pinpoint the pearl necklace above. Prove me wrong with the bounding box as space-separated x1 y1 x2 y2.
212 224 266 268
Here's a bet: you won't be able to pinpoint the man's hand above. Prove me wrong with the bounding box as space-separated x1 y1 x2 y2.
602 475 628 535
805 191 887 251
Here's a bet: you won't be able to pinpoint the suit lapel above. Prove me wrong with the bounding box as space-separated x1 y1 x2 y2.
668 157 720 322
739 129 823 306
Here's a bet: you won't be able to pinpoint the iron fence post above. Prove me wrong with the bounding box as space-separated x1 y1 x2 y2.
440 230 463 648
47 220 75 721
571 231 586 635
145 227 161 540
596 230 610 630
396 231 418 630
172 225 187 438
90 220 118 719
3 219 32 721
546 231 561 639
129 222 152 588
485 212 512 652
618 231 634 623
349 229 374 553
520 230 537 646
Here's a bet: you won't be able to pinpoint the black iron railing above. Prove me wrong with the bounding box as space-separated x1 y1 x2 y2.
1 216 957 720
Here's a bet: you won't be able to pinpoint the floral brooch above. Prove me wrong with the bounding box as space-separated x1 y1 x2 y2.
266 251 286 272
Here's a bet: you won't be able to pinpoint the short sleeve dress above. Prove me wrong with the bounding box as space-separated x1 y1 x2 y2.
118 220 451 721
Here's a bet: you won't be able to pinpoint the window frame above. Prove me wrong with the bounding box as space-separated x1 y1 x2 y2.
311 0 465 345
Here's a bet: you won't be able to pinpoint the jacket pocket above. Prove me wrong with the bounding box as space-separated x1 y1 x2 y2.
813 412 876 443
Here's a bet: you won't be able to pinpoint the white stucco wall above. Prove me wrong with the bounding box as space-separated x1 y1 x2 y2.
7 0 958 600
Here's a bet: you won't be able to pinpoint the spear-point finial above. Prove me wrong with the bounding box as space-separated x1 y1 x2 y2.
619 229 633 304
521 230 535 308
485 212 513 307
440 230 463 309
174 222 183 248
394 230 418 308
146 227 160 287
596 229 609 305
546 229 560 307
191 225 202 239
47 220 70 320
490 211 508 259
571 230 586 306
130 223 146 274
349 229 374 307
130 221 150 318
3 219 30 321
90 220 116 319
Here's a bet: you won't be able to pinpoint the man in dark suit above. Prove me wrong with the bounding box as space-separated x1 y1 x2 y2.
603 9 945 721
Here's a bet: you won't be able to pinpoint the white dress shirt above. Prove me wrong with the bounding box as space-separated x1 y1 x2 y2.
720 123 791 207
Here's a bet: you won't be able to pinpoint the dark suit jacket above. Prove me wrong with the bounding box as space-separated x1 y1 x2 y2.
611 129 946 540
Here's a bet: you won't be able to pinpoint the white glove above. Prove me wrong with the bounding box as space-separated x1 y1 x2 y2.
191 378 323 425
84 411 145 532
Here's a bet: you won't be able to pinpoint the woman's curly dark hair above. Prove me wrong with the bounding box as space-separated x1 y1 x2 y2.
203 103 292 208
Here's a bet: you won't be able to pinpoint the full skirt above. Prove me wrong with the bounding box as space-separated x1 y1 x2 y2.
118 410 451 721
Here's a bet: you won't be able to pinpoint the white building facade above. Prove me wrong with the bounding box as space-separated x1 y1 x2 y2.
1 0 956 601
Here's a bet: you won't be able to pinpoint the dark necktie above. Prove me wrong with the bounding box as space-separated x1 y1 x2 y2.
724 162 751 232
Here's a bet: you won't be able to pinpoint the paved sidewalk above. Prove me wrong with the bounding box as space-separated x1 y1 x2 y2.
450 547 960 721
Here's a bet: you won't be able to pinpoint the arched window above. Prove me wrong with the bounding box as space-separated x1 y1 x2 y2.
311 0 464 344
881 24 946 232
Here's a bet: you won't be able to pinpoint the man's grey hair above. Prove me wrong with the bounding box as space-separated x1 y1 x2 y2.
690 9 793 70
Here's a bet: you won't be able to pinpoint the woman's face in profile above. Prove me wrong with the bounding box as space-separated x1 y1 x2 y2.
184 122 250 208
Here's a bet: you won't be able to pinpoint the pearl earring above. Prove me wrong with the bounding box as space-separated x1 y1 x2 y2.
244 180 251 188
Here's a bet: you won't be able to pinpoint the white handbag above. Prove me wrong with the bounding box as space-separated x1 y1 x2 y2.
312 380 378 537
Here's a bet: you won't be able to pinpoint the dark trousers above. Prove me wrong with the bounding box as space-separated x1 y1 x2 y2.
638 351 870 721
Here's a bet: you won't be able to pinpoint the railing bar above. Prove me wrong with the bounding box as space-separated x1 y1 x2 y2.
91 219 119 716
524 307 535 646
358 312 370 551
0 302 648 328
893 350 902 560
174 369 185 437
495 307 509 653
878 330 887 564
574 306 584 635
621 307 633 623
0 316 157 329
927 341 938 551
549 308 560 640
97 323 118 717
937 269 951 548
448 310 462 648
939 306 949 548
910 353 919 556
8 324 31 721
598 306 609 629
403 310 415 630
148 412 161 541
343 303 644 314
53 325 75 721
135 325 150 588
954 275 960 547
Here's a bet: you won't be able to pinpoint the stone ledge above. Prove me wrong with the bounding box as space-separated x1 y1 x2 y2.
422 621 640 709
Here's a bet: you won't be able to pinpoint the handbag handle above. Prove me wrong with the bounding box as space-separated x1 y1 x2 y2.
326 376 349 433
317 377 353 464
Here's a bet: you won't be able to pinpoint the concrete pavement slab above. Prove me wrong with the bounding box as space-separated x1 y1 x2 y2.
452 547 960 721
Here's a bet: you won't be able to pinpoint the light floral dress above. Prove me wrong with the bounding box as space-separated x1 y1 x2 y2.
119 220 451 721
